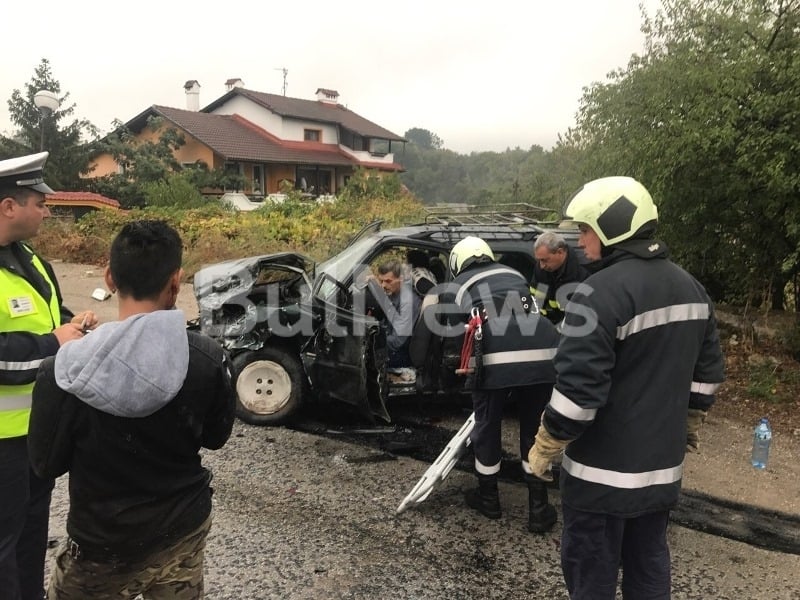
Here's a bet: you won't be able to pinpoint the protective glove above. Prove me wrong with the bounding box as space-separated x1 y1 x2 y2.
527 424 570 482
686 408 708 453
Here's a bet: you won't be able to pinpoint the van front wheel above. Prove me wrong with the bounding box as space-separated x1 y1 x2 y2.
232 347 305 426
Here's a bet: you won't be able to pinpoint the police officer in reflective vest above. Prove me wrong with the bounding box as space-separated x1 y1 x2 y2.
444 236 560 533
527 177 725 599
0 152 97 599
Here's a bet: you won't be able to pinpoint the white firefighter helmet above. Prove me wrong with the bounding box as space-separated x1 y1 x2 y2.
449 236 495 276
564 176 658 246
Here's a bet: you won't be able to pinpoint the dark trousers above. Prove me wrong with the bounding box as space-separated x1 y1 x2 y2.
0 436 55 600
561 504 671 600
470 383 551 473
387 345 412 369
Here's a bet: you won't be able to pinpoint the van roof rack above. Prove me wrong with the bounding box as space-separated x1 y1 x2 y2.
423 203 559 226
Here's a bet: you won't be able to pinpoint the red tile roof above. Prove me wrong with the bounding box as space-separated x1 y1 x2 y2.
157 106 358 166
203 88 405 142
127 105 403 171
46 191 121 209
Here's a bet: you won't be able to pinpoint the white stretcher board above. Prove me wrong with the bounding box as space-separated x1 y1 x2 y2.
395 412 475 515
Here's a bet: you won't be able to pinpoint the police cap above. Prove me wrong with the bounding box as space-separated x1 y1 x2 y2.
0 151 54 195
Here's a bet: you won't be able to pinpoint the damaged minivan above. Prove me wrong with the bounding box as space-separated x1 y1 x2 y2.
192 208 578 426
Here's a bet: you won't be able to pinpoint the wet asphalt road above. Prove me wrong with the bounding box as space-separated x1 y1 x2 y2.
46 412 800 600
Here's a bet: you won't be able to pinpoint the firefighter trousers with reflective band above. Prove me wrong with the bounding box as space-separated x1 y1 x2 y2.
0 436 54 600
560 504 671 600
47 514 212 600
470 383 551 474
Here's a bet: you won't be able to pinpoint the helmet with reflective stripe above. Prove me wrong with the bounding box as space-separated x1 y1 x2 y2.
449 236 495 276
564 176 658 246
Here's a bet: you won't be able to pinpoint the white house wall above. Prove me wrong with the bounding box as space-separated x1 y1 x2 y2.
209 96 285 136
209 96 337 143
282 120 338 144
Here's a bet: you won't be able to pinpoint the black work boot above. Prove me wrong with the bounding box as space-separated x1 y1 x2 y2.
525 475 557 533
465 473 501 519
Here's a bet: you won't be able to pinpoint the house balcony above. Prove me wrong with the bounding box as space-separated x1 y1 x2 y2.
338 146 396 164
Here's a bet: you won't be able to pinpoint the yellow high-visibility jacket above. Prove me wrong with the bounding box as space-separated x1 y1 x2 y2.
0 242 65 439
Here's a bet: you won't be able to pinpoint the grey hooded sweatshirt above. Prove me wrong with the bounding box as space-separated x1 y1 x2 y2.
54 310 190 417
28 309 235 560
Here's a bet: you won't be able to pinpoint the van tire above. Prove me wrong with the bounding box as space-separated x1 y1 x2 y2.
232 347 305 426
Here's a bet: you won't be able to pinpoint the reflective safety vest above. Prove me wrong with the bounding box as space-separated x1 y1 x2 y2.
0 245 61 439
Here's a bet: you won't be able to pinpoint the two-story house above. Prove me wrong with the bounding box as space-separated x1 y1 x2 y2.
88 79 406 201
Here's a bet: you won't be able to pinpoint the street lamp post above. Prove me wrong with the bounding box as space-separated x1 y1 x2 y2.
33 90 60 151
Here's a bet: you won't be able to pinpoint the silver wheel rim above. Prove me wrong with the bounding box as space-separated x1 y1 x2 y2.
236 360 292 415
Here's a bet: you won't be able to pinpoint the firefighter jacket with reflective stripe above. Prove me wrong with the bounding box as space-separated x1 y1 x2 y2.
531 246 589 326
444 262 559 389
0 242 68 439
543 246 725 517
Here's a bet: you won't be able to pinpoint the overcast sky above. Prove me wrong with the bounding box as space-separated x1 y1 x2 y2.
1 1 659 155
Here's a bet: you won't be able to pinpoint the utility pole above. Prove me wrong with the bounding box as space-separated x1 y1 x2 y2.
274 68 288 96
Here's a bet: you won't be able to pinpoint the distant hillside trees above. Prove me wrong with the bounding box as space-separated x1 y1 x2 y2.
399 131 585 212
404 127 443 150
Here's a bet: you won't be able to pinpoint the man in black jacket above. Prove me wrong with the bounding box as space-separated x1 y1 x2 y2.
445 236 560 533
28 220 235 599
527 177 725 599
530 231 588 326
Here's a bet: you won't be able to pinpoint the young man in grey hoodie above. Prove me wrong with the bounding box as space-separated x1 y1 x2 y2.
28 220 235 599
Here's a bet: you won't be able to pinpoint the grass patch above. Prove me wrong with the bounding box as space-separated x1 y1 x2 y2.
746 359 800 404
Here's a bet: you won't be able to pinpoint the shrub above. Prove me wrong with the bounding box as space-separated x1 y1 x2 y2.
33 192 427 280
142 172 208 209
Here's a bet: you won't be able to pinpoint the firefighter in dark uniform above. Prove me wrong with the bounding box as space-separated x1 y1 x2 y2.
527 177 725 599
444 236 560 533
0 152 98 599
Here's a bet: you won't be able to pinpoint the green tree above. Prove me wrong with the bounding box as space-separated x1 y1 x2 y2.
404 127 444 150
88 118 243 208
568 0 800 309
0 58 98 190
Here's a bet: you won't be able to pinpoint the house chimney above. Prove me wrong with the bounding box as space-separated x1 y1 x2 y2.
315 88 340 104
225 78 245 91
184 80 201 111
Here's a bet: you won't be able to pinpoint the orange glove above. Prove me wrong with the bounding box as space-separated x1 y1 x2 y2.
527 424 570 481
686 409 707 453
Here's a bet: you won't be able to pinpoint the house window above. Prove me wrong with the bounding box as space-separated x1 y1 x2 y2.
304 129 321 142
223 162 244 192
371 140 390 156
252 165 264 196
296 167 332 195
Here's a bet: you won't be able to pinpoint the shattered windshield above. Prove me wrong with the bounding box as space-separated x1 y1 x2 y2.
314 236 378 303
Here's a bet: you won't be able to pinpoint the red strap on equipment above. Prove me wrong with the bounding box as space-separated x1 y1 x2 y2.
456 308 483 374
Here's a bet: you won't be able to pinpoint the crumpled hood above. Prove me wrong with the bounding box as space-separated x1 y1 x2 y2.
54 310 190 418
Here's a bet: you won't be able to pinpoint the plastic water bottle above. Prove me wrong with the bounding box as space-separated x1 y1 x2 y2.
750 417 772 469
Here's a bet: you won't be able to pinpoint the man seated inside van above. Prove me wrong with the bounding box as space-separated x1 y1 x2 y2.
376 260 420 382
